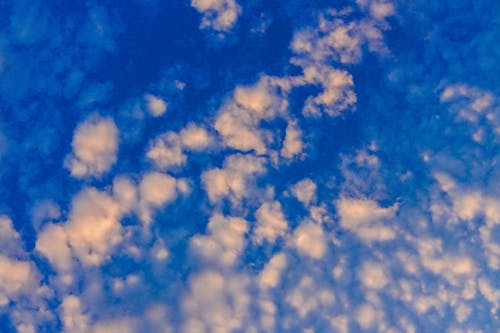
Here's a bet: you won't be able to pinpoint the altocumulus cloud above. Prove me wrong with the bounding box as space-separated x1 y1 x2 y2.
0 0 499 332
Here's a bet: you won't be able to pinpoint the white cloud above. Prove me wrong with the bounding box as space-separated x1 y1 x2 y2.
358 261 388 290
182 271 250 332
191 0 241 31
65 115 118 178
145 94 167 117
0 255 35 307
92 318 137 333
291 9 391 65
439 84 499 143
180 124 212 150
285 276 334 317
138 172 180 224
356 0 395 20
112 176 138 214
280 120 303 158
299 64 357 117
190 214 248 266
202 153 266 204
214 77 289 154
36 223 73 273
356 303 378 329
336 198 398 242
65 188 123 266
253 201 288 244
0 216 42 308
258 252 287 290
139 172 177 206
292 221 327 259
146 132 186 170
60 295 89 333
291 178 317 207
0 215 23 255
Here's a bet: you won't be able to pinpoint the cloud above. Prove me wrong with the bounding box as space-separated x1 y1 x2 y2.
0 216 42 317
358 260 388 290
36 184 136 273
213 76 294 154
36 223 73 274
65 115 119 178
180 124 213 150
145 94 168 117
60 295 89 333
137 172 179 223
290 8 391 65
202 153 266 204
258 252 287 290
285 275 335 318
335 198 398 242
252 201 288 244
182 270 250 332
292 221 327 259
147 132 186 170
190 214 248 266
0 255 36 307
191 0 241 31
65 188 123 266
280 120 303 159
291 178 317 207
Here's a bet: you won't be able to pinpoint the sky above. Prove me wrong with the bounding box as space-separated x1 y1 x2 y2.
0 0 499 332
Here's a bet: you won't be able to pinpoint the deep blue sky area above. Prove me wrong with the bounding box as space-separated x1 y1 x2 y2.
0 0 499 332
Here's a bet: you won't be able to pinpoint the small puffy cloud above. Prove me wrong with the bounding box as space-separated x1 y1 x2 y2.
37 185 131 272
92 318 138 333
190 214 248 266
280 120 303 159
0 216 43 307
253 201 288 244
0 215 23 254
182 271 250 332
299 64 357 117
180 124 212 150
258 252 287 290
65 115 119 178
291 178 317 207
335 198 398 242
214 77 289 154
293 221 327 259
138 172 180 224
191 0 241 31
139 172 177 206
416 237 476 283
202 153 266 204
112 176 138 214
60 295 89 333
291 8 392 64
356 303 379 329
356 0 395 20
36 223 73 273
147 132 186 170
145 94 167 117
65 188 123 266
0 255 35 307
439 84 498 142
358 261 388 290
285 276 335 317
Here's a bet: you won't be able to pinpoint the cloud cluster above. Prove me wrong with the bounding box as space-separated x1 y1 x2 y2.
4 0 500 332
191 0 242 31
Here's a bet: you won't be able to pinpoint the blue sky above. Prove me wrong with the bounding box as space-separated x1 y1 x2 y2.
0 0 499 332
